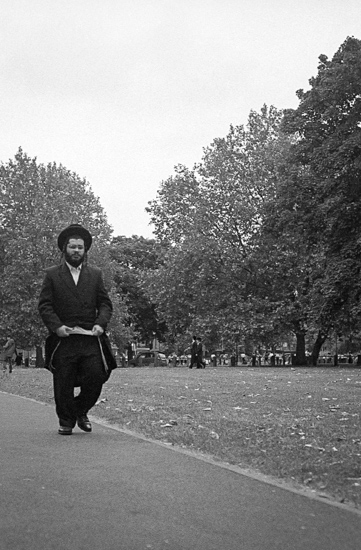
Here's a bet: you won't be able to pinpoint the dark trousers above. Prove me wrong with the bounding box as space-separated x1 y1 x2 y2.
52 335 106 427
196 354 205 368
4 357 13 373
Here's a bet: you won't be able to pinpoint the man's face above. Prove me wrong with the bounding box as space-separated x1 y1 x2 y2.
65 238 85 267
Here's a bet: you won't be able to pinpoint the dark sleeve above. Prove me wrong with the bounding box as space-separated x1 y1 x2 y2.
38 270 63 332
94 271 113 329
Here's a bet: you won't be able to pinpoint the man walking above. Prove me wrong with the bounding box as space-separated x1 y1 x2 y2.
189 335 198 369
196 337 205 369
3 334 15 373
38 223 116 435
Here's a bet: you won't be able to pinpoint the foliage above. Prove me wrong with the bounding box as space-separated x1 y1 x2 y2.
279 36 361 348
147 105 287 248
145 106 292 352
110 235 167 344
0 148 127 348
146 38 361 360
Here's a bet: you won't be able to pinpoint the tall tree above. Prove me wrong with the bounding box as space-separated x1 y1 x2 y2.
279 36 361 352
146 106 292 351
0 148 126 351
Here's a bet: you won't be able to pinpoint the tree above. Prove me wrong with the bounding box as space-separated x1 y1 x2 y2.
146 106 293 351
0 148 127 352
279 36 361 355
148 105 287 248
110 236 167 344
145 38 361 362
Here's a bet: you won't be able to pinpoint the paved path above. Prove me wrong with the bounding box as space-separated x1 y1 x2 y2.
0 391 360 550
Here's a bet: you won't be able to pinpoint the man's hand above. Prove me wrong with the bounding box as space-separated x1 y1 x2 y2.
92 324 104 337
55 325 72 338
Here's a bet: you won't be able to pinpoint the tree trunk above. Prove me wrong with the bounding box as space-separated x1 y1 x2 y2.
311 330 328 366
295 331 306 365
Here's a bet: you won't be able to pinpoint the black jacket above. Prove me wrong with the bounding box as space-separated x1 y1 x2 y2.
38 263 117 378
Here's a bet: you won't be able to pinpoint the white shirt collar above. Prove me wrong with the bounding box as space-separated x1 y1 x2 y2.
66 262 82 272
65 262 82 285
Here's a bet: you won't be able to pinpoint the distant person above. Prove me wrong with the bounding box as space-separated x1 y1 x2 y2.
3 334 16 373
38 223 116 435
189 336 198 369
126 342 134 362
196 337 205 369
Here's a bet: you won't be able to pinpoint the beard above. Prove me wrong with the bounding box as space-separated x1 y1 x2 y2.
64 251 84 268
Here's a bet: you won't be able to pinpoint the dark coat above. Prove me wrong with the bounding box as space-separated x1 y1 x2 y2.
3 337 16 358
196 342 203 361
191 340 198 360
38 263 117 379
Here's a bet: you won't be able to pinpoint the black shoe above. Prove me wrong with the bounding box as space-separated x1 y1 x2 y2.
58 426 73 435
77 415 92 432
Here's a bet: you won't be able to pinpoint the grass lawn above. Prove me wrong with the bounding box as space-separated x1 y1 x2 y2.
1 364 361 509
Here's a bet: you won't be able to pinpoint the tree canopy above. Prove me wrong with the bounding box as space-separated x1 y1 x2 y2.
145 37 361 360
145 106 291 352
0 148 127 349
278 36 361 352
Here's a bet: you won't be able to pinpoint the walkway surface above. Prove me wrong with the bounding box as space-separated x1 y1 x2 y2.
0 390 360 550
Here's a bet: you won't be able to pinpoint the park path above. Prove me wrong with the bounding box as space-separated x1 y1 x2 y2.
0 390 360 550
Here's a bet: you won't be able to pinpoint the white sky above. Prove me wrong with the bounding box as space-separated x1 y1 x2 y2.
1 0 360 238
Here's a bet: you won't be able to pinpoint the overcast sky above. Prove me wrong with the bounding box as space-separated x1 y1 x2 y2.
1 0 360 238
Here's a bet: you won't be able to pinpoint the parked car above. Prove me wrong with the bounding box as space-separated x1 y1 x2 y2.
128 350 168 367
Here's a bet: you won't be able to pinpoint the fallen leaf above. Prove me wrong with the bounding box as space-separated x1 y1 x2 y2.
95 398 107 405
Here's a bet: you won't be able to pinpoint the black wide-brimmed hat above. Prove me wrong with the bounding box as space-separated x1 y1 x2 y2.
57 224 92 251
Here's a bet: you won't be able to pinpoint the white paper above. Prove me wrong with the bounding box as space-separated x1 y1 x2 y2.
68 326 94 336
